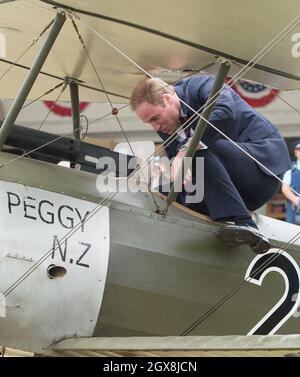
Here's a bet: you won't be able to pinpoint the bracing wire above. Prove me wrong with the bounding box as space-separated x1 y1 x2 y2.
1 10 300 324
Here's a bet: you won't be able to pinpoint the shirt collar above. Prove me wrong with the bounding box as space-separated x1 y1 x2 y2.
176 130 187 143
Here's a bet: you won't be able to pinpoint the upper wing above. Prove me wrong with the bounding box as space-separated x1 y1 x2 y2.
0 0 300 102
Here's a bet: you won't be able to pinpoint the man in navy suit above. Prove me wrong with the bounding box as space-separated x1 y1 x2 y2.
130 75 291 254
281 140 300 224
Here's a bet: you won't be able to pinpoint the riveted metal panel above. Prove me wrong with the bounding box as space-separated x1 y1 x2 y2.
0 181 109 353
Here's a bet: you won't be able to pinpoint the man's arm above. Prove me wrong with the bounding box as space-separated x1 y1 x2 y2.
193 76 235 124
282 183 300 207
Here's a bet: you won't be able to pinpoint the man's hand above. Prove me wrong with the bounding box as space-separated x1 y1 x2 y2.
282 183 300 209
293 196 300 208
170 150 192 186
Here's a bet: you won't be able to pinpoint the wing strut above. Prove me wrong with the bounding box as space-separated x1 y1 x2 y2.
166 59 231 210
0 10 67 149
68 79 81 140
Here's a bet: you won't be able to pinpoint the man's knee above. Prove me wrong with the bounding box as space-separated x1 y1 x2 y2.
193 149 218 178
211 139 236 160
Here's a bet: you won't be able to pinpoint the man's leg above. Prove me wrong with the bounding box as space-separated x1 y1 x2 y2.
211 138 282 253
186 149 250 219
185 141 275 253
212 138 281 211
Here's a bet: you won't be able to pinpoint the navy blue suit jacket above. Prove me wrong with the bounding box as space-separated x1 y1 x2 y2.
158 75 291 176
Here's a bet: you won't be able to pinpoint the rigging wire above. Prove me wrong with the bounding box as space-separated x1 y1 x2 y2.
272 89 300 116
1 11 298 201
181 231 300 336
230 68 300 116
0 112 298 307
2 141 300 311
0 157 162 298
82 14 300 199
174 85 300 335
0 11 298 217
2 123 300 304
0 104 130 169
88 104 129 126
79 114 89 140
1 11 300 317
84 12 300 124
0 107 127 168
0 19 54 83
70 12 300 328
2 14 299 193
84 13 300 161
0 104 131 170
21 82 65 109
70 17 162 212
38 82 68 130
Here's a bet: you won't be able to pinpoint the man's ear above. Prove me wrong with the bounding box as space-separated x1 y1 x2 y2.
162 93 174 106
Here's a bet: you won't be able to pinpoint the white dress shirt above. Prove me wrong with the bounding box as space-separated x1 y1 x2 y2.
282 160 300 186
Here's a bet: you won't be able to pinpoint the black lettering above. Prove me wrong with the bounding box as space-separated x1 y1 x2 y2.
52 235 67 262
75 208 90 232
58 205 74 229
7 192 20 214
39 200 54 224
23 196 36 220
76 242 91 268
247 252 300 335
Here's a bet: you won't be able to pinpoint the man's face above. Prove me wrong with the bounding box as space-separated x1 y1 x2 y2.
294 149 300 160
135 94 180 135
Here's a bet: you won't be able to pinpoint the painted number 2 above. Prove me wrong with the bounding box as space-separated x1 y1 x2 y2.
245 250 300 335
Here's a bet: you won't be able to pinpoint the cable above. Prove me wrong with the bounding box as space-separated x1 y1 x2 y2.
181 230 300 336
272 89 300 116
79 114 88 140
0 152 164 298
0 104 132 169
2 9 300 318
83 15 300 200
0 19 54 83
21 82 65 109
71 16 163 212
38 83 67 130
80 12 300 329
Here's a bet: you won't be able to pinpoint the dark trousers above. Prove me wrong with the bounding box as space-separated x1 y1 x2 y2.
182 139 282 220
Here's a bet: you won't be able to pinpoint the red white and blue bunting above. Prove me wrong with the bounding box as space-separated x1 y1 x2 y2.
43 101 89 117
231 80 279 108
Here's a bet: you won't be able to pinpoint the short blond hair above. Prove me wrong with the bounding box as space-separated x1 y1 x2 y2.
130 77 175 110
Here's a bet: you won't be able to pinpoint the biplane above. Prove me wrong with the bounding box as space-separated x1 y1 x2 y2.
0 0 300 356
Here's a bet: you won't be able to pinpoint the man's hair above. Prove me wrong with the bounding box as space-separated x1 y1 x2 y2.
130 77 175 110
294 139 300 150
